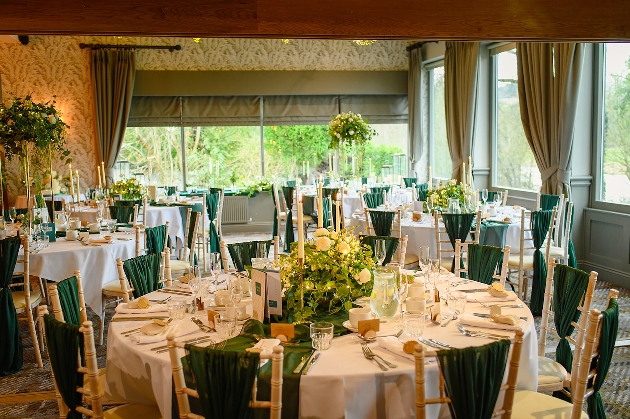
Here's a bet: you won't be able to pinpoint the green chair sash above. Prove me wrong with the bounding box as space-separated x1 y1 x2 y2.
540 194 560 211
185 345 261 419
205 193 221 253
552 264 590 379
43 314 84 419
418 189 429 202
363 193 384 209
403 178 417 187
360 235 399 266
282 186 295 252
322 187 339 199
302 196 331 229
145 224 168 255
45 200 63 220
187 210 201 251
56 276 81 326
443 212 476 272
466 244 503 285
369 210 395 236
285 180 297 187
437 339 511 419
208 187 223 195
529 210 553 315
587 298 619 419
479 221 509 248
109 205 136 224
0 236 23 376
227 241 272 272
122 253 163 299
370 186 390 194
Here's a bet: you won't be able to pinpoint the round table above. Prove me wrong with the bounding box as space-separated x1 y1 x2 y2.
105 275 537 419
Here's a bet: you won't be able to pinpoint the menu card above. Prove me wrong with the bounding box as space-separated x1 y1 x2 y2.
251 269 267 322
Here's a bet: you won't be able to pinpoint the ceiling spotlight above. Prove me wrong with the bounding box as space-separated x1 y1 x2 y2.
352 40 377 46
192 38 201 44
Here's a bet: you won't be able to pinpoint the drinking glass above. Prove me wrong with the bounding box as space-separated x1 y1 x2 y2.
214 313 236 340
8 207 16 224
229 276 243 307
209 252 221 292
403 311 425 337
107 218 117 234
397 277 408 326
256 242 268 259
419 246 431 271
495 191 503 208
481 189 488 205
426 196 434 213
375 239 387 266
168 299 186 320
310 322 334 351
188 267 201 315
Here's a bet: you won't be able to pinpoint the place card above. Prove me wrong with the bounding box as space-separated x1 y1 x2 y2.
266 271 282 316
430 304 441 323
44 222 56 242
358 318 380 336
271 323 295 339
251 269 267 322
206 309 220 327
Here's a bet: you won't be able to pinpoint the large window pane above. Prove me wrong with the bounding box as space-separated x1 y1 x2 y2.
431 67 450 179
184 126 260 188
602 43 630 204
368 123 408 179
495 50 540 191
119 126 182 186
263 125 330 179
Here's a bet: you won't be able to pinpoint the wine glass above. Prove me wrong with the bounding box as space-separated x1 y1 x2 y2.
481 189 488 206
96 203 105 237
188 267 201 316
209 252 221 292
419 246 431 277
229 276 243 307
375 239 387 266
397 276 408 327
8 207 17 225
494 191 503 208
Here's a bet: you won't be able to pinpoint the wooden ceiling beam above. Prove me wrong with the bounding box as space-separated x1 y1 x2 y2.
1 0 630 41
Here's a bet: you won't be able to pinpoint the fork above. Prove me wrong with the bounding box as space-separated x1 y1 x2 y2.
361 343 397 368
456 324 504 340
361 343 389 371
475 299 524 309
150 296 172 304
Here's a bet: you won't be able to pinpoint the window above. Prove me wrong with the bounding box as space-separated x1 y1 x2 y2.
601 43 630 204
494 49 540 191
430 66 450 179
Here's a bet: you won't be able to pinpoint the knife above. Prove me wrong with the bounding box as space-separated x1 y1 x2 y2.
112 316 169 322
302 353 321 375
293 351 314 374
457 289 487 293
155 336 216 353
473 313 528 320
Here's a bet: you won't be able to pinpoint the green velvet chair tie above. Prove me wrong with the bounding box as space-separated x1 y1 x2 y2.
56 275 81 326
205 193 221 253
360 235 399 266
323 187 339 199
145 224 168 255
403 177 417 187
282 186 295 252
437 339 511 419
0 236 23 376
418 189 429 202
370 186 390 194
529 210 553 315
187 210 201 253
466 243 503 285
43 314 84 419
363 192 384 209
122 253 163 299
539 193 560 211
227 240 272 272
185 345 261 419
587 298 619 419
369 210 396 236
442 212 476 272
109 204 136 224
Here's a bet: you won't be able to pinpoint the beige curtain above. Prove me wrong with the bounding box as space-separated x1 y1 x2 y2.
90 49 136 179
516 43 584 197
444 42 479 181
408 48 423 177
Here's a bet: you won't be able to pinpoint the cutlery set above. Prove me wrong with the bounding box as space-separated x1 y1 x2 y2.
361 343 397 371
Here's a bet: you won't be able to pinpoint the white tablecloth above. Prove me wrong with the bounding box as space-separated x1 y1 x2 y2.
145 205 185 247
105 277 537 419
20 231 137 318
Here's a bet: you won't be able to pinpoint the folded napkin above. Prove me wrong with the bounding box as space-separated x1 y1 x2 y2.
129 320 199 344
377 336 414 360
90 237 114 244
115 302 169 314
254 338 281 366
174 280 191 289
458 314 523 331
117 226 136 232
465 291 518 303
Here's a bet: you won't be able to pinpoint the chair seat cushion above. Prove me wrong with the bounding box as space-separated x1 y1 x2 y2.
549 246 566 257
170 260 192 271
103 403 163 419
537 356 568 385
102 280 124 293
508 254 534 268
11 290 42 310
511 390 587 419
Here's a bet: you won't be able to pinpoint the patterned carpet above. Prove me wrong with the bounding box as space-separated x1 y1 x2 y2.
1 268 629 418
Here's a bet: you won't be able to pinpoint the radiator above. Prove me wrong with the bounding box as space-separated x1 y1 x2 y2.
221 196 249 224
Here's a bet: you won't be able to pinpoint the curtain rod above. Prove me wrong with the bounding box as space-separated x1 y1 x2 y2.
79 43 181 52
406 41 437 52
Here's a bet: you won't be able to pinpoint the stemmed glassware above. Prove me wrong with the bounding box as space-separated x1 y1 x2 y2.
229 276 243 307
481 189 488 206
494 191 503 209
8 207 16 225
209 252 221 292
96 201 105 237
188 266 201 316
397 276 408 328
375 239 387 267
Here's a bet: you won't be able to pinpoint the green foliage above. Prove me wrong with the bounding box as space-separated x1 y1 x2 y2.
603 59 630 185
263 125 331 177
426 179 465 210
109 178 145 200
328 112 377 150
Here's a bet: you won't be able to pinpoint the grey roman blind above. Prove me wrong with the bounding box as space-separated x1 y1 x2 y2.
127 96 180 127
262 95 339 125
340 95 408 124
181 96 261 126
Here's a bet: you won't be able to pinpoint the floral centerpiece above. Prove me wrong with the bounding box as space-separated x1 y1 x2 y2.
328 111 377 150
426 179 466 212
279 227 376 323
109 178 145 200
242 178 273 197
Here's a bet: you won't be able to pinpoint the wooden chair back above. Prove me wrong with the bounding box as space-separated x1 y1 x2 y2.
414 329 524 419
167 334 284 419
48 270 88 325
454 239 511 286
115 249 168 303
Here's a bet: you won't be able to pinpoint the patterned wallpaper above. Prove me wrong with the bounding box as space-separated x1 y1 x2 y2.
0 35 409 201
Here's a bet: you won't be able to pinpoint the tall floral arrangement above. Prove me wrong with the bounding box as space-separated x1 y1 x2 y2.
279 227 376 323
328 111 376 150
110 178 145 200
426 179 465 210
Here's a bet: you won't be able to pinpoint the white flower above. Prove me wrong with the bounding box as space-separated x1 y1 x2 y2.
337 241 350 254
315 236 331 252
357 268 371 285
47 114 56 124
357 113 361 118
329 231 338 240
336 133 341 138
313 228 329 237
348 130 354 136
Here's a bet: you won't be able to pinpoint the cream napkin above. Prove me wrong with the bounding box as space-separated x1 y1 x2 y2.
90 237 114 244
129 320 199 344
458 314 523 331
115 302 169 314
173 280 191 289
377 336 414 360
465 291 518 303
254 338 281 366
